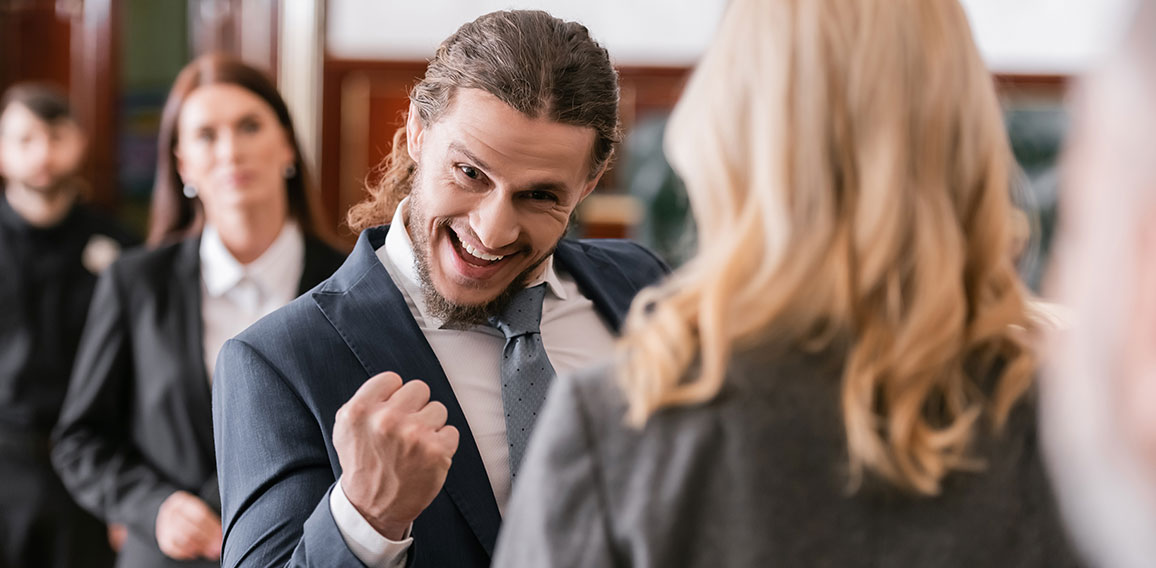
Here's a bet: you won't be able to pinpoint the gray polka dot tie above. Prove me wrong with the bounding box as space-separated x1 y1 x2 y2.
488 283 556 478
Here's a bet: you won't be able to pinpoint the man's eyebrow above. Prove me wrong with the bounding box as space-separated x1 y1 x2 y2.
447 140 570 192
448 142 491 171
527 180 567 193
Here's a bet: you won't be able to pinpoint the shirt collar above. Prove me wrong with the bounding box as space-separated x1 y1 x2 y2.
200 220 304 298
380 198 568 327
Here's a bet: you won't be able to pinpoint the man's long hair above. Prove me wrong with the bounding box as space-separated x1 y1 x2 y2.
346 10 620 232
618 0 1036 496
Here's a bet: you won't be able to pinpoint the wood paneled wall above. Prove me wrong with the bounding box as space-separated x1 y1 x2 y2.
0 2 73 94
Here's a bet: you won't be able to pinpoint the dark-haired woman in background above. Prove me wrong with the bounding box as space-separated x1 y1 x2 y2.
51 54 345 567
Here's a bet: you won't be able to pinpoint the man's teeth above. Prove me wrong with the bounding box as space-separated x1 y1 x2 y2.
462 241 503 261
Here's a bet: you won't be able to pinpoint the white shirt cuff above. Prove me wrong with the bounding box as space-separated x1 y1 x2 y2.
329 477 413 568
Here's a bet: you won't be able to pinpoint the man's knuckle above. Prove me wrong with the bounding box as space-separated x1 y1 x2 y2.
374 410 399 435
398 421 423 444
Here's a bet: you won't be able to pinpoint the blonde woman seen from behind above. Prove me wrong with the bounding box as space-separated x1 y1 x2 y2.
494 0 1081 566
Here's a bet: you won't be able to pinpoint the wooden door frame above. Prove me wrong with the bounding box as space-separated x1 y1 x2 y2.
71 0 122 211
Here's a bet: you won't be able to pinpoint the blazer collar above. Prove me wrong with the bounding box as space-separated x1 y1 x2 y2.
298 235 345 295
553 239 638 333
173 237 215 457
174 237 207 384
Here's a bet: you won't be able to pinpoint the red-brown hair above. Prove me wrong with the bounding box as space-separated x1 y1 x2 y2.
148 53 330 246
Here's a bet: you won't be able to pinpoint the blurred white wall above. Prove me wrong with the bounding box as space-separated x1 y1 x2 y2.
326 0 726 65
327 0 1135 73
960 0 1133 73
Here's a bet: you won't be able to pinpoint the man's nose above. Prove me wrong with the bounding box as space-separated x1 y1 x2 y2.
470 191 520 250
28 138 51 166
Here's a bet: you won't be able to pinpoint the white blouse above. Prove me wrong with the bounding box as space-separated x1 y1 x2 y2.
199 221 304 381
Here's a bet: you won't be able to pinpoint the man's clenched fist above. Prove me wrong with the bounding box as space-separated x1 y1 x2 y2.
333 372 460 540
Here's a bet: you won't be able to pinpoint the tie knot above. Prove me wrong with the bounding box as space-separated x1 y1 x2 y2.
488 284 547 339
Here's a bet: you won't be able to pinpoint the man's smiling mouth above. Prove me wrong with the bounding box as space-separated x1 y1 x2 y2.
448 228 508 267
462 240 504 262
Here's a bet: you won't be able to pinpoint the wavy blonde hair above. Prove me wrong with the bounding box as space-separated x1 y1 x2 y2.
618 0 1036 495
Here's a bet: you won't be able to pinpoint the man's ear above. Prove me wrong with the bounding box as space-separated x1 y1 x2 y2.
73 127 89 164
406 101 426 164
577 166 606 203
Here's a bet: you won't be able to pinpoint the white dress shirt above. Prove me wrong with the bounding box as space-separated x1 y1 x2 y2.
200 221 304 380
330 199 618 567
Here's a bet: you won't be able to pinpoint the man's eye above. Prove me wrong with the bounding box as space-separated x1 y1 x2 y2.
529 190 558 202
458 165 481 180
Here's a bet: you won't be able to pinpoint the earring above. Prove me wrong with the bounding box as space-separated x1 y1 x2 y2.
283 164 297 178
182 184 198 198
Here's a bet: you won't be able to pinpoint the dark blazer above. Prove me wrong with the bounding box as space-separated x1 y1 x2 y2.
212 225 669 567
52 234 344 568
494 348 1083 567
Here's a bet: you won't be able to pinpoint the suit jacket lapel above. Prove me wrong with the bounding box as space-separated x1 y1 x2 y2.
173 237 216 458
312 227 503 555
298 236 344 295
554 239 639 333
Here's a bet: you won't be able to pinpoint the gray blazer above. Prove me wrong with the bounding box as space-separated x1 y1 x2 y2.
494 348 1082 567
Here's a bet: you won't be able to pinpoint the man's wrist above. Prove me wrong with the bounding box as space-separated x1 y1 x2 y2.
330 479 413 568
339 478 413 540
369 518 411 542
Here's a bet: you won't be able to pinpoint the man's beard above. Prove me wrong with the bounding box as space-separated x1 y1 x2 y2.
17 173 76 197
405 184 558 329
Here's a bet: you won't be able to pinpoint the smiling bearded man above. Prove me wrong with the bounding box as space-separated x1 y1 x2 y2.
211 10 670 568
400 90 583 328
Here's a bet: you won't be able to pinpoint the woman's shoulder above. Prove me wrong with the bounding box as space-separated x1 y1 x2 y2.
560 349 845 473
302 234 348 274
105 238 198 289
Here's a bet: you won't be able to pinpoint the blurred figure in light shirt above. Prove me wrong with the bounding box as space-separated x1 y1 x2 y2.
1043 1 1156 567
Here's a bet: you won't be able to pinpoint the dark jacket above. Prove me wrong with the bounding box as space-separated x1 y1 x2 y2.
212 226 669 567
52 235 344 568
0 198 138 433
495 348 1083 567
0 197 137 568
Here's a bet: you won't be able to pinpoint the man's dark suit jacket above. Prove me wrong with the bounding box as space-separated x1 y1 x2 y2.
51 235 344 568
212 226 669 567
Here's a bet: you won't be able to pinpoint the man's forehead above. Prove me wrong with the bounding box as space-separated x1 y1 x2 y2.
0 103 74 135
433 89 596 184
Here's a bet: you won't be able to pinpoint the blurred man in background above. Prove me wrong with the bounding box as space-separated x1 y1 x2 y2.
0 83 135 568
1043 2 1156 567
